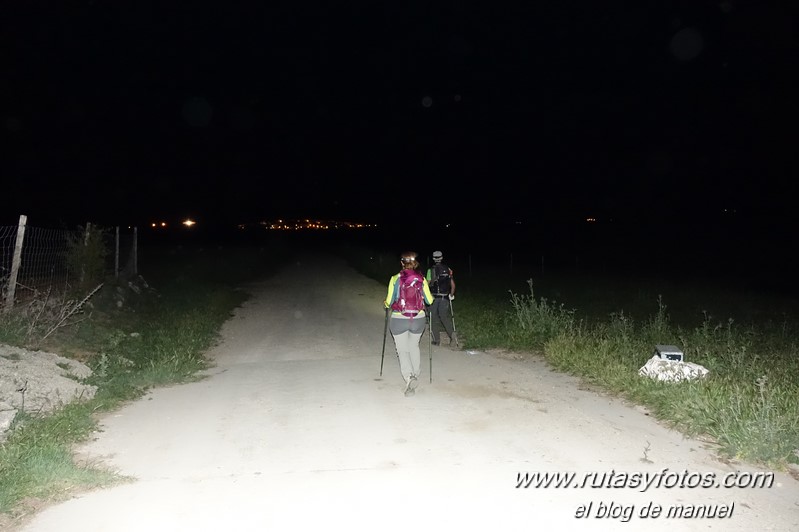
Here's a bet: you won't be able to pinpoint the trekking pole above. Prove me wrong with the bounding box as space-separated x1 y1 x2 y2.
449 297 460 349
428 310 433 383
380 306 390 376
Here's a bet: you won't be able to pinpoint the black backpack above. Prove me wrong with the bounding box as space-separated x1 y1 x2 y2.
431 263 452 295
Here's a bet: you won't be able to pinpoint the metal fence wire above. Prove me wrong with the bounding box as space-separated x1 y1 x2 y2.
2 220 138 309
0 225 18 288
14 226 77 296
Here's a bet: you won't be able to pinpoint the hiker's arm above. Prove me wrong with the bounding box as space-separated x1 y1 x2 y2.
422 279 434 306
384 275 397 308
450 271 456 296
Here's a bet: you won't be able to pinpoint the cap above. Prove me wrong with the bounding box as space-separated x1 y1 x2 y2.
432 250 443 260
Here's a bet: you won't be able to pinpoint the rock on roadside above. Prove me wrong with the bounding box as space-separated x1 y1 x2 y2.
0 344 97 440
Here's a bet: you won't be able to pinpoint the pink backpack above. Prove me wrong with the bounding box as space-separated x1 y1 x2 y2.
391 269 425 317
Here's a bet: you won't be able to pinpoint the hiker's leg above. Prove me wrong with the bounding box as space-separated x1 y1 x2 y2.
439 299 456 340
408 316 426 378
392 331 413 382
430 299 442 343
408 331 423 377
390 318 413 383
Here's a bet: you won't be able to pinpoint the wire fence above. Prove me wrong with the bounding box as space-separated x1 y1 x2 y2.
1 216 138 311
4 226 75 295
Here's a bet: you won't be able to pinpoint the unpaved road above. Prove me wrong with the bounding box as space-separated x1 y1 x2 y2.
17 254 799 531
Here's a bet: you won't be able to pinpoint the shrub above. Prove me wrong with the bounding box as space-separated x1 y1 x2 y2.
65 224 109 293
507 279 577 348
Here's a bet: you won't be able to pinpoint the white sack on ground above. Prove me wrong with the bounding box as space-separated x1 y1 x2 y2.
638 355 709 382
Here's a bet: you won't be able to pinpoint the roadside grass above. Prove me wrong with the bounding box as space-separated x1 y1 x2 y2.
540 308 799 468
0 243 286 517
0 406 120 514
340 244 799 470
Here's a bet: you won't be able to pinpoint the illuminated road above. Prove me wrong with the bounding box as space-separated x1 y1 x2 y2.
20 254 799 531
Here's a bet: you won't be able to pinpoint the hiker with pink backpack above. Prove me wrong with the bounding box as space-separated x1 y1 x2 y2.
383 251 434 397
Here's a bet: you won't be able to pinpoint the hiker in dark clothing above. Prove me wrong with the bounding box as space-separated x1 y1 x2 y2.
425 250 458 349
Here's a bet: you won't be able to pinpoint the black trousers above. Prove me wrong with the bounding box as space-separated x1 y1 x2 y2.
429 297 455 342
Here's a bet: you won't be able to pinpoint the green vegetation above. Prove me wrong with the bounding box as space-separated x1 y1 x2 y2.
0 244 285 516
341 244 799 470
64 223 109 293
0 406 121 515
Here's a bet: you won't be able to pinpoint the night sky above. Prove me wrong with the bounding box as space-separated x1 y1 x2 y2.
3 2 797 230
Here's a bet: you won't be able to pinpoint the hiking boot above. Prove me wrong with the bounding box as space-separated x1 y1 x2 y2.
431 341 439 346
404 375 418 396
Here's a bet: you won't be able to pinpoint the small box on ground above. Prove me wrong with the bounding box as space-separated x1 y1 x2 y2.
654 344 684 362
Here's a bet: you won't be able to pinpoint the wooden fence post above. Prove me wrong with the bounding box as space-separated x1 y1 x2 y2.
3 214 27 313
133 227 138 275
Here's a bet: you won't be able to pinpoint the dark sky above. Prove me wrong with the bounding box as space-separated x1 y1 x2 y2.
3 1 797 228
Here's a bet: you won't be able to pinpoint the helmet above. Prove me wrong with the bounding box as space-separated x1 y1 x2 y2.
432 250 443 261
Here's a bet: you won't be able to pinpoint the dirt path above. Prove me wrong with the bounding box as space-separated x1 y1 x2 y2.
18 254 799 531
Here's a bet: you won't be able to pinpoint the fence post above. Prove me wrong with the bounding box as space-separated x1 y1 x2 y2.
133 226 138 275
115 226 120 279
3 214 27 313
79 222 91 285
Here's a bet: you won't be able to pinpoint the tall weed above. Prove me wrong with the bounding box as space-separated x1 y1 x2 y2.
64 224 109 293
507 279 576 348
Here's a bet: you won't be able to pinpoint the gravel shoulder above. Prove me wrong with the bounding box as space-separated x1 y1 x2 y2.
0 345 96 438
16 253 799 531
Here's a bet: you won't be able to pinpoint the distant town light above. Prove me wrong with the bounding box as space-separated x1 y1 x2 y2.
183 219 196 227
250 219 372 230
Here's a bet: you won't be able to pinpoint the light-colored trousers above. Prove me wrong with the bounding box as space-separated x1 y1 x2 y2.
389 312 426 383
